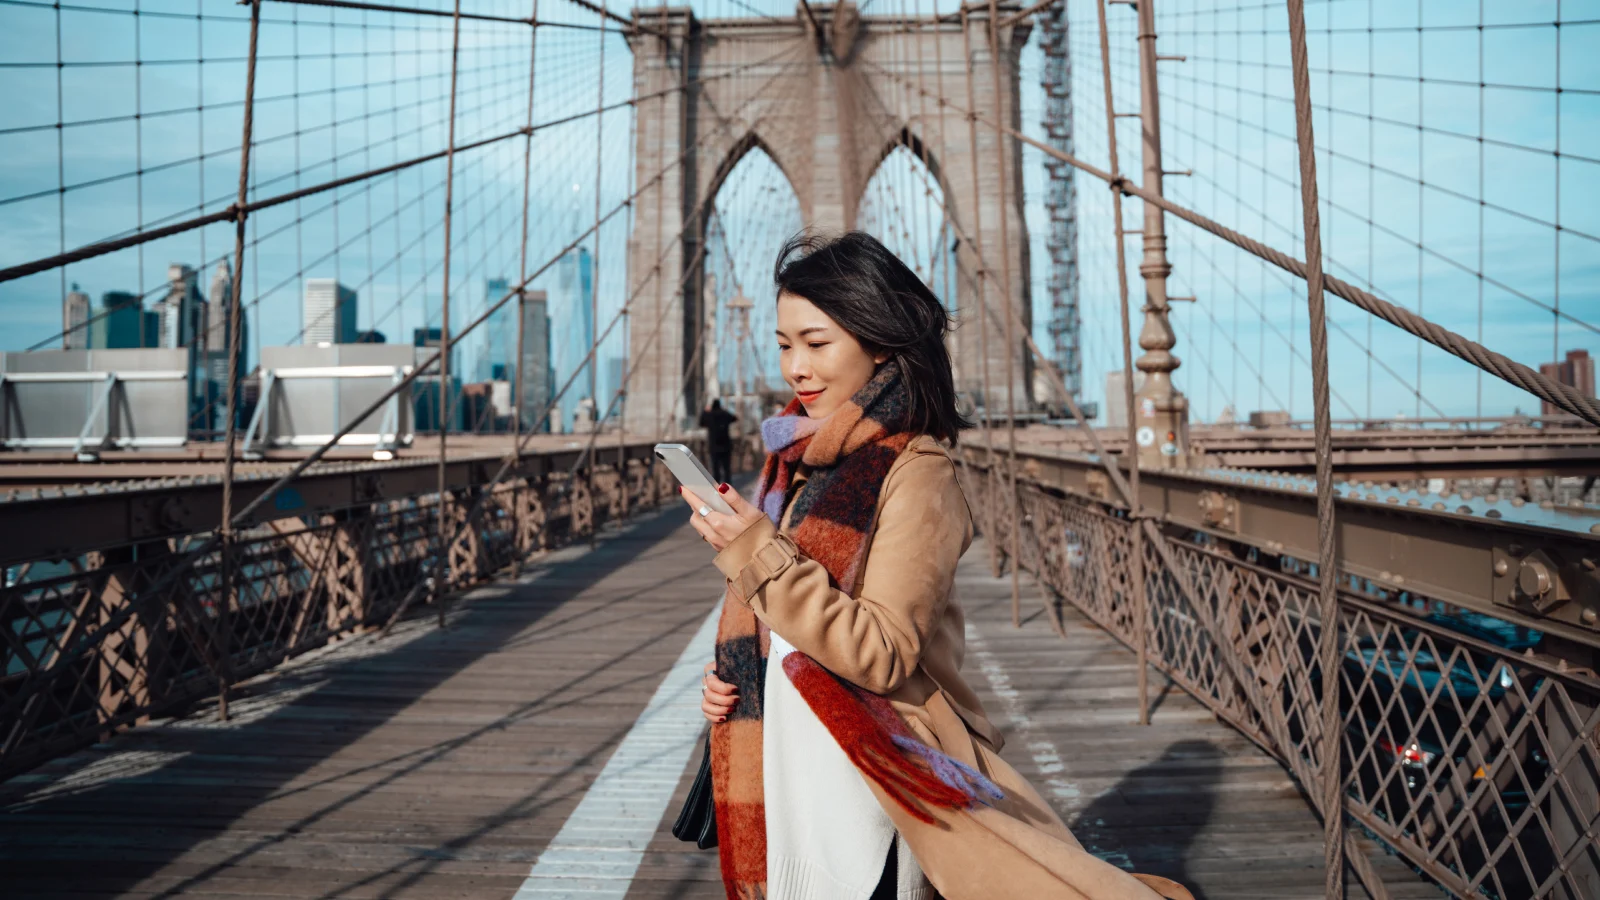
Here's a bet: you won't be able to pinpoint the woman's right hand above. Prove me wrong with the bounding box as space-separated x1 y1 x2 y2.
701 662 739 723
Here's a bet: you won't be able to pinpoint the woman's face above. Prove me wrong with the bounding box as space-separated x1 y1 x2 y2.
775 290 886 419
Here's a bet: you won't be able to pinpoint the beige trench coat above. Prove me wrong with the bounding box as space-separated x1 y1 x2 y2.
713 435 1190 900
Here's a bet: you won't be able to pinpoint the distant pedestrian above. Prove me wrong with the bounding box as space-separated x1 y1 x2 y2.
698 398 738 484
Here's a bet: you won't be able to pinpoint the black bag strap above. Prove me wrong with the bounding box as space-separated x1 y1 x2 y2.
670 731 717 850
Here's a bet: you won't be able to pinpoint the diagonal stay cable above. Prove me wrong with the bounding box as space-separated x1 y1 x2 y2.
377 87 816 631
0 43 799 286
0 46 810 740
855 55 1295 752
558 168 793 493
864 58 1600 428
261 0 627 32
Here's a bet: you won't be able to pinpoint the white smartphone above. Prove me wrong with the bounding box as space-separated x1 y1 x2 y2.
653 443 735 515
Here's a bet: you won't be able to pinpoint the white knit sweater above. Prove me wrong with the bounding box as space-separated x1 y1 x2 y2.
764 630 933 900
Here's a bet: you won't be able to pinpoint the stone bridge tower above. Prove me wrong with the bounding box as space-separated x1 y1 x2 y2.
624 3 1033 434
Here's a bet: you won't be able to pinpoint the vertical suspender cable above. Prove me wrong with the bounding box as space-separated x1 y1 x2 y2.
217 0 264 723
984 0 1022 628
617 18 637 521
436 0 463 627
958 7 998 573
1283 0 1345 894
1094 0 1148 725
512 0 541 578
652 9 670 439
589 0 608 547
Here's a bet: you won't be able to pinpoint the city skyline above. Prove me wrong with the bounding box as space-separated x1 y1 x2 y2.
2 1 1594 426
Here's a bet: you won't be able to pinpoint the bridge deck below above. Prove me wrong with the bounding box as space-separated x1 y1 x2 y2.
1 499 1434 899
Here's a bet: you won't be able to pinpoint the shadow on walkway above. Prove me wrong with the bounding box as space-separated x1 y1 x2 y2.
0 501 700 898
1069 739 1222 900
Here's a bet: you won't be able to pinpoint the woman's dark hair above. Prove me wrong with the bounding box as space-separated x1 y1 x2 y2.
773 230 972 443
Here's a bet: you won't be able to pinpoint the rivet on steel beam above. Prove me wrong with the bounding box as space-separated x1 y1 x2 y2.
1511 497 1526 507
1432 502 1446 511
1583 608 1598 626
1386 496 1399 504
1406 498 1420 507
1461 490 1474 500
1486 493 1500 503
1590 523 1600 535
1494 559 1510 576
1457 505 1473 514
1518 558 1553 598
1540 500 1555 509
1486 509 1502 518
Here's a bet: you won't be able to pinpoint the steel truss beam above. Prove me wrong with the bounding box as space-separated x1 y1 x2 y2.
962 443 1600 649
0 439 686 569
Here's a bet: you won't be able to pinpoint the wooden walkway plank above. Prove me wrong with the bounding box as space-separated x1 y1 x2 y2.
2 507 1439 899
2 502 725 899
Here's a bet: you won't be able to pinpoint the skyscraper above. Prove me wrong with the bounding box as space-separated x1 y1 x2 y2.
153 264 210 433
155 264 207 351
63 284 91 350
303 278 358 345
519 290 552 431
606 354 627 419
412 327 462 433
203 261 248 431
549 247 593 432
89 291 144 349
413 327 459 375
477 277 513 383
204 260 246 364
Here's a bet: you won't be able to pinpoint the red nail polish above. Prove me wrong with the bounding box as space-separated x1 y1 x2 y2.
718 483 732 493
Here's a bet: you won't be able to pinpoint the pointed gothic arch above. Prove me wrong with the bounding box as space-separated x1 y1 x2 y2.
623 8 1032 433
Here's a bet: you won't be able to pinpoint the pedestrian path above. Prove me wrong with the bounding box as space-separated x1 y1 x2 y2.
0 501 1434 898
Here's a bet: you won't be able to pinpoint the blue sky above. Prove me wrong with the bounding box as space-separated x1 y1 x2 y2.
0 0 1593 425
1036 0 1599 421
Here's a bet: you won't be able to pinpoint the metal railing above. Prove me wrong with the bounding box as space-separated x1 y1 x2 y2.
963 461 1600 900
0 449 687 780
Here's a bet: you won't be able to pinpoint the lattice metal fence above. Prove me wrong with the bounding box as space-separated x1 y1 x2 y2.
966 465 1600 900
0 457 683 780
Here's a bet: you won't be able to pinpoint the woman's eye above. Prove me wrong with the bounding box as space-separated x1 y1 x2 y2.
808 342 826 350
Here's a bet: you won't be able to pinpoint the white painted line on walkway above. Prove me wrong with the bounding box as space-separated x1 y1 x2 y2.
965 620 1084 811
512 600 722 900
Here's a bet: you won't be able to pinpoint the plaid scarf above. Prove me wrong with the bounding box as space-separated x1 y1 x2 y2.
710 360 1001 900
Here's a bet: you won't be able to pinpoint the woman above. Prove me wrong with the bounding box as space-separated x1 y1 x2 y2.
681 232 1188 900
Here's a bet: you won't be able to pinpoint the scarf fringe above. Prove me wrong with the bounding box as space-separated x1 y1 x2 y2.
782 654 1002 825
